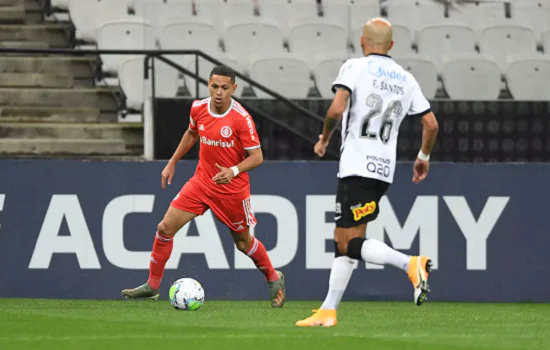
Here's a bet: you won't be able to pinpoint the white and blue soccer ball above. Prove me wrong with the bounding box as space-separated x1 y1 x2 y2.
169 278 205 310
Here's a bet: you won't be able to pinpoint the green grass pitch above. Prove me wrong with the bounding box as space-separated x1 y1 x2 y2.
0 299 548 350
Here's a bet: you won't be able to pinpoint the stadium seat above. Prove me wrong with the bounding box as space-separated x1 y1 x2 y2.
511 1 550 44
184 55 245 98
133 2 194 36
442 54 501 100
289 20 348 59
386 0 444 33
224 19 286 69
195 0 257 35
290 0 321 3
52 0 69 10
313 54 347 98
394 55 438 99
447 2 506 32
97 19 156 73
322 0 379 4
391 24 414 54
544 29 550 53
118 56 179 111
348 3 381 32
258 1 315 41
416 23 477 73
250 55 311 99
480 23 538 71
321 3 379 42
288 2 320 24
131 0 166 5
506 54 550 100
193 0 227 35
160 20 221 71
69 0 131 43
225 0 258 22
337 3 381 49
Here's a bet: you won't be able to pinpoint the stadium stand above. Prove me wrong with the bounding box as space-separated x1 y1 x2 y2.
0 0 549 159
61 0 550 103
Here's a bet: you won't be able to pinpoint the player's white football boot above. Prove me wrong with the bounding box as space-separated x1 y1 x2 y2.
121 282 160 301
408 256 432 306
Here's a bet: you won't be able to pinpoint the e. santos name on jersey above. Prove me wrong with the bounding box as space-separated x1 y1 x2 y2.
372 79 404 95
368 61 406 95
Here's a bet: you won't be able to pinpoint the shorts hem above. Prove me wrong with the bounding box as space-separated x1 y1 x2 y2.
170 202 205 216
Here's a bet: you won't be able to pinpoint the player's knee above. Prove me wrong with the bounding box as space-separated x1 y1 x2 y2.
335 240 348 256
157 220 176 237
234 240 249 253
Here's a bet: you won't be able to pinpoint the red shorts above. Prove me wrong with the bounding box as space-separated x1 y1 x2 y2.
170 178 257 233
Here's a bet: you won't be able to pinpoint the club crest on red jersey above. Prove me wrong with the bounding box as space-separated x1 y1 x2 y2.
221 126 233 138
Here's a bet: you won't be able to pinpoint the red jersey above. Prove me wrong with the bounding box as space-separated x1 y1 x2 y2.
188 97 261 197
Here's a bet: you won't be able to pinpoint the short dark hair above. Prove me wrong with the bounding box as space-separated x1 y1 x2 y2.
209 65 236 83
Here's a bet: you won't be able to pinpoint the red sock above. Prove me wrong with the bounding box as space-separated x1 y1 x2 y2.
147 232 174 290
246 236 279 282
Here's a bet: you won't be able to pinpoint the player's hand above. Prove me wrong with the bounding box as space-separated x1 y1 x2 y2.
212 163 234 185
412 158 429 184
314 134 329 158
161 162 176 189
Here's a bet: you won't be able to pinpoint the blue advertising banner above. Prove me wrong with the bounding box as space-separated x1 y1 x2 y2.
0 160 546 302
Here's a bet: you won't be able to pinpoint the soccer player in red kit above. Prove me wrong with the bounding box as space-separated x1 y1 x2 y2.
121 65 286 308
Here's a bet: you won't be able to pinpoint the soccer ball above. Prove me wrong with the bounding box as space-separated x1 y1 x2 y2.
169 278 205 310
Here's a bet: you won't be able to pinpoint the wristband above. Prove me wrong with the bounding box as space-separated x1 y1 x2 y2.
417 150 430 161
230 166 240 177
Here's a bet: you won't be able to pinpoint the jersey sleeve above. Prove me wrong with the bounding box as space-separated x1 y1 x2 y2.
332 59 359 94
238 115 261 150
188 102 199 131
189 115 197 131
407 80 431 118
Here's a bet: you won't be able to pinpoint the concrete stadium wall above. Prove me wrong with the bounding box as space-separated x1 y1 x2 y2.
0 160 546 302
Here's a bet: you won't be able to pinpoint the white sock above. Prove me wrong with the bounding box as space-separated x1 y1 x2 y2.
320 256 358 310
361 238 410 272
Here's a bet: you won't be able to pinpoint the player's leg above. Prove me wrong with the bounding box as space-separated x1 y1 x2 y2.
346 231 432 307
296 177 365 326
295 224 364 327
336 179 432 306
296 177 431 327
230 228 286 308
121 181 206 300
210 194 286 308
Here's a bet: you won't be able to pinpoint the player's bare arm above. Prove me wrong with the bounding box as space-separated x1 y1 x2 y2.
413 111 439 184
161 128 199 189
212 147 263 185
315 88 350 157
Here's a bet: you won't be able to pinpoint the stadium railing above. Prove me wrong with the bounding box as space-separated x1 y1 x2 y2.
0 47 340 160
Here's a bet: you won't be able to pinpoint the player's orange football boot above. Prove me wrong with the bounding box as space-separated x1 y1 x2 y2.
408 256 432 306
296 309 337 327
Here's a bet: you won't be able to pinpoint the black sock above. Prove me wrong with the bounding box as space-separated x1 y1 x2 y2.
347 237 366 260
